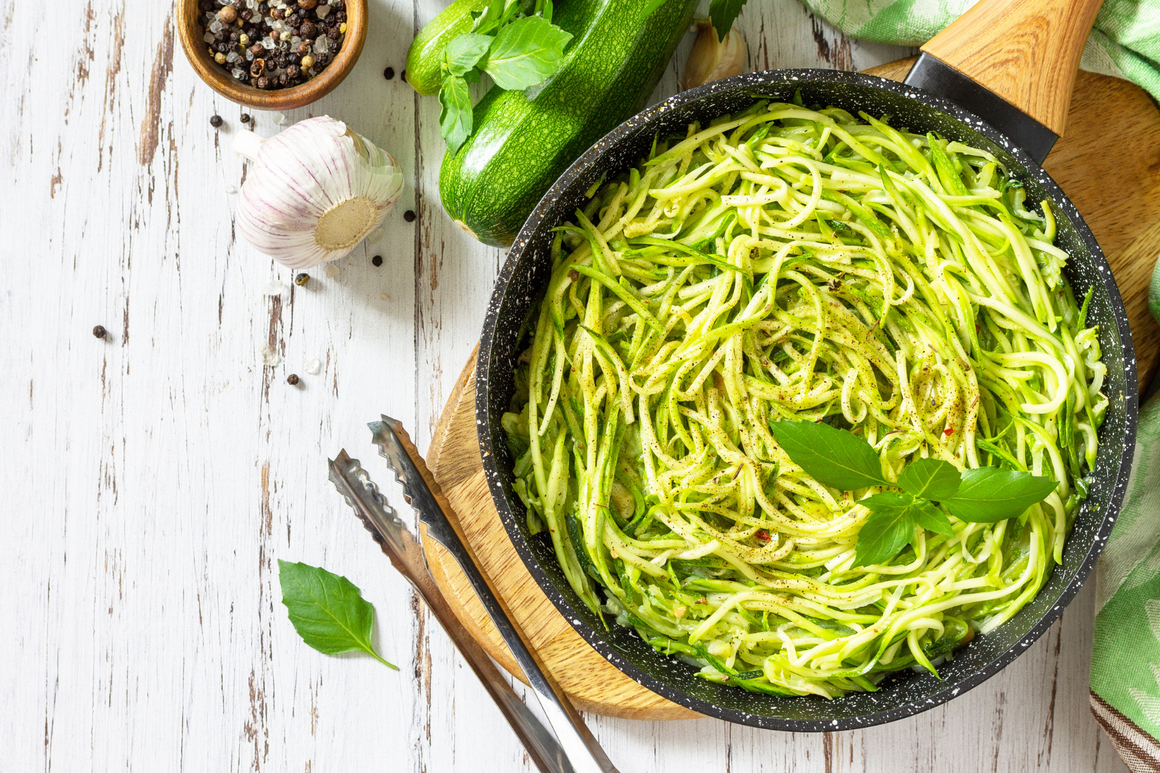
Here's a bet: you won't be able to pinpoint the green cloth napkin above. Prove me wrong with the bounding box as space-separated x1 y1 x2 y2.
1091 389 1160 771
800 0 1160 104
800 0 1160 767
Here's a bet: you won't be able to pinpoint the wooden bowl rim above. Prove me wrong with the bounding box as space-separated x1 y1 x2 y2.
176 0 367 111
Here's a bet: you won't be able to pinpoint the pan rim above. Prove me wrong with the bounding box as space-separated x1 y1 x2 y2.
476 67 1139 731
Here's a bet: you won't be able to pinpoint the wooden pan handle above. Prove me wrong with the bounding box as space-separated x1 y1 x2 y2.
921 0 1104 136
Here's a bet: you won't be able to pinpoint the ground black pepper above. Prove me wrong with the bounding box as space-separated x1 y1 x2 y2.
197 0 347 91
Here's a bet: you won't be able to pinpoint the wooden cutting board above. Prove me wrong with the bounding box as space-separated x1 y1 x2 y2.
421 59 1160 720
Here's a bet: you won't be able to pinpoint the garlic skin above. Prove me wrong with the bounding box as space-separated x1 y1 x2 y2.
682 20 748 91
234 117 405 270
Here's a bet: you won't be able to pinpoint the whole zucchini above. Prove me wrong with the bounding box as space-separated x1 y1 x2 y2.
439 0 698 247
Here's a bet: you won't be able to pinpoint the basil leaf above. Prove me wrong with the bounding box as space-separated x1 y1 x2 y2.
709 0 747 40
854 492 918 567
941 468 1058 523
442 33 493 77
910 499 955 536
439 74 473 154
470 0 507 34
897 457 961 500
482 15 573 91
769 420 888 491
278 560 398 669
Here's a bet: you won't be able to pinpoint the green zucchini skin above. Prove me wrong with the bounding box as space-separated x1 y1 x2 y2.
405 0 490 97
439 0 698 247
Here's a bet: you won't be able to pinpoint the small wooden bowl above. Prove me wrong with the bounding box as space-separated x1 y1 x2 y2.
176 0 368 111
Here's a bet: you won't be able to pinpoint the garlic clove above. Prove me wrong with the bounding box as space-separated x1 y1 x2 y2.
681 20 748 91
234 117 405 270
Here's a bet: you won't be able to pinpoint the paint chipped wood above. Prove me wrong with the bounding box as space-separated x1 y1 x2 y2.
0 0 1132 771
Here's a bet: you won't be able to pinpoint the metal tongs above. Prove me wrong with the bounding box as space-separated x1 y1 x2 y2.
328 416 619 773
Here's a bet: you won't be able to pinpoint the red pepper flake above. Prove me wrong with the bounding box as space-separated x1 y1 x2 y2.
755 529 772 542
943 428 954 436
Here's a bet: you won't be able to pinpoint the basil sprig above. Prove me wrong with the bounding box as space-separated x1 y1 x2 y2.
438 0 572 153
278 560 398 669
769 421 1058 567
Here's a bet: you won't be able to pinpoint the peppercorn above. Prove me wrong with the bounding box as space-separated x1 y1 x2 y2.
257 75 271 89
270 7 281 18
249 42 265 56
209 114 223 128
214 52 227 64
298 0 317 8
315 52 329 67
250 58 266 77
326 26 339 40
294 272 310 286
300 54 315 69
403 210 416 222
92 325 107 339
296 41 311 56
371 255 383 267
383 66 394 80
218 4 237 23
400 69 406 82
299 20 317 39
339 21 347 33
287 374 300 385
240 113 251 123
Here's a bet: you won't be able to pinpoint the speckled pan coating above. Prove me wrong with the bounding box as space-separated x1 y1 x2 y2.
475 70 1138 731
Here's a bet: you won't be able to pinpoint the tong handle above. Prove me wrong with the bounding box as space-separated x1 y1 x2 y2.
378 418 620 773
329 452 571 773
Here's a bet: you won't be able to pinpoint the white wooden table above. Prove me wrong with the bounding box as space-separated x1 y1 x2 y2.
0 1 1129 770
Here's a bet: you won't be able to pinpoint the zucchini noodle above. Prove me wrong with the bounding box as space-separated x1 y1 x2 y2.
501 101 1107 698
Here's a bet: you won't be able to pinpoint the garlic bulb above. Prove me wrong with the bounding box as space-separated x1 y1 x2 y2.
234 117 405 270
682 20 748 91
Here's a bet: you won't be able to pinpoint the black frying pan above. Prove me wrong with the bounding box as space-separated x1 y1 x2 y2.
475 0 1137 730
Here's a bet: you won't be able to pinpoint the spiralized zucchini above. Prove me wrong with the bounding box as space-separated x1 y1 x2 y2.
501 101 1107 698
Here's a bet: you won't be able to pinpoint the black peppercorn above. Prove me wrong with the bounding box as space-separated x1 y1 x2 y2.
287 53 300 66
326 26 339 40
371 255 383 267
93 325 107 339
257 75 271 89
250 58 265 77
383 67 394 80
287 374 300 385
403 210 416 222
209 114 223 128
294 273 310 286
400 69 406 82
240 114 251 123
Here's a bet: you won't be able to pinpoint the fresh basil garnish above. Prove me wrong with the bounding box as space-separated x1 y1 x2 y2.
770 421 1058 566
437 1 571 153
278 560 398 670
